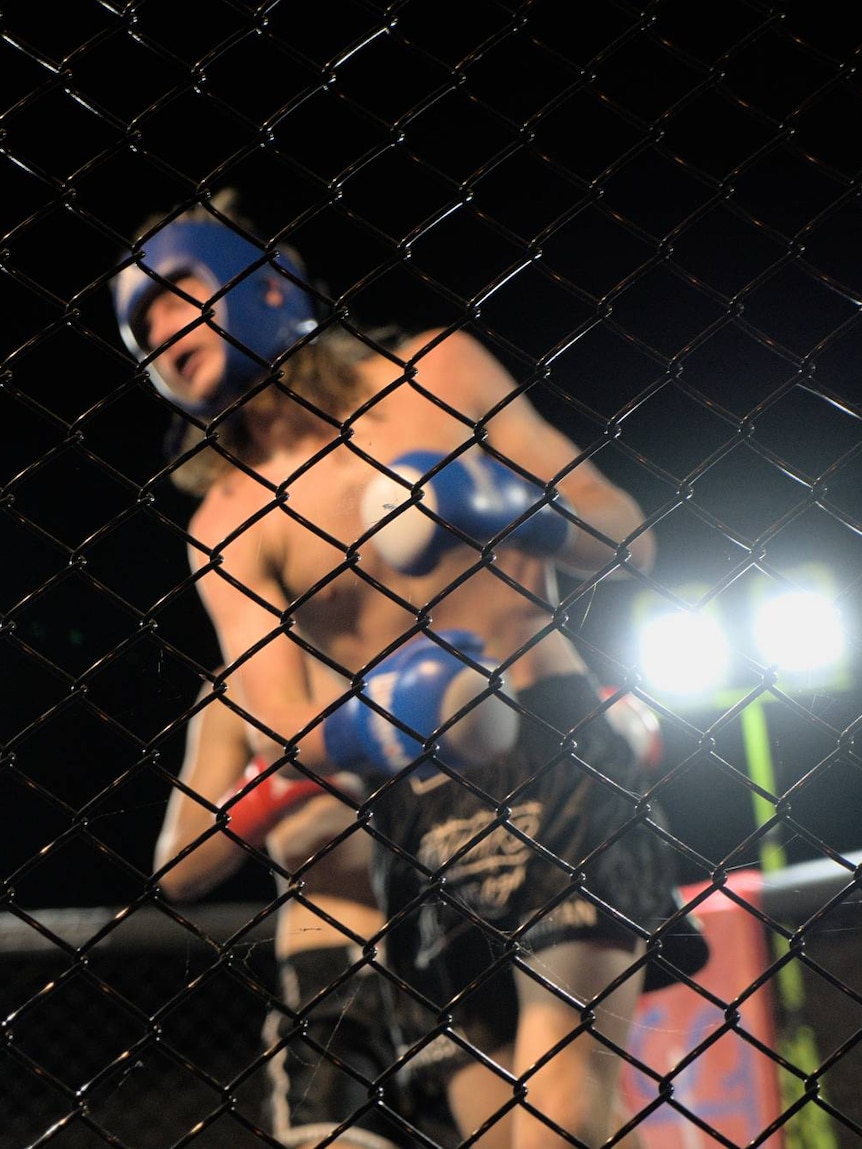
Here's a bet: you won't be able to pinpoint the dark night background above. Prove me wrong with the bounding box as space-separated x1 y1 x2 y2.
2 0 862 917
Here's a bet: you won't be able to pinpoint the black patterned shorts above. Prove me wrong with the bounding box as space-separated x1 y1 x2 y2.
369 673 707 1090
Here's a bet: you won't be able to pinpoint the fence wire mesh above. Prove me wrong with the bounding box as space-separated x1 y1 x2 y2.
2 1 862 1148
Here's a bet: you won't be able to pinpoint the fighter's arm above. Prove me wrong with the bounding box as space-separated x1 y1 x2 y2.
476 352 656 576
154 672 356 902
376 329 656 576
187 508 334 773
153 683 254 901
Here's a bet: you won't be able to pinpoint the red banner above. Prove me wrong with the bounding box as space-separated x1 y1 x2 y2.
621 870 784 1146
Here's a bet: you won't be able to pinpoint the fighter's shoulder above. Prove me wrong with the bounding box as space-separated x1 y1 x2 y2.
354 327 484 373
370 328 513 410
399 327 492 368
188 467 276 553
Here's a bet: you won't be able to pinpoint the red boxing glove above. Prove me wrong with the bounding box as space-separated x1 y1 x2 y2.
218 758 349 847
599 687 664 772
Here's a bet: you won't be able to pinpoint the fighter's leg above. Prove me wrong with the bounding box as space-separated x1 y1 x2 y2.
445 1050 516 1149
264 942 409 1149
443 940 644 1149
511 938 645 1149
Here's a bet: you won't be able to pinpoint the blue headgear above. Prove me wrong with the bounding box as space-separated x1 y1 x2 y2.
112 218 317 415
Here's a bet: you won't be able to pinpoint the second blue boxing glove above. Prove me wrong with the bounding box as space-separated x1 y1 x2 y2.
322 630 518 778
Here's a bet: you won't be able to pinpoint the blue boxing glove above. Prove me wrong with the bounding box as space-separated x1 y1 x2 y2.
360 450 576 576
322 630 518 778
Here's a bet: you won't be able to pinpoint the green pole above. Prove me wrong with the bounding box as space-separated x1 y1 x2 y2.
738 699 837 1149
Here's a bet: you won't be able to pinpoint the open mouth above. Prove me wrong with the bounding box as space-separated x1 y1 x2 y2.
175 349 198 379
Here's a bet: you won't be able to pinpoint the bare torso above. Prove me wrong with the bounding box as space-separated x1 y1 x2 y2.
189 328 592 759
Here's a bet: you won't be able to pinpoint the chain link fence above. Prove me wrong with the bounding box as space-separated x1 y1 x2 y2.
3 1 862 1147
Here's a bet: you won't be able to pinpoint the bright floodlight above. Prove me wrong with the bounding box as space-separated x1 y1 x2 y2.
753 590 844 672
638 610 730 696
